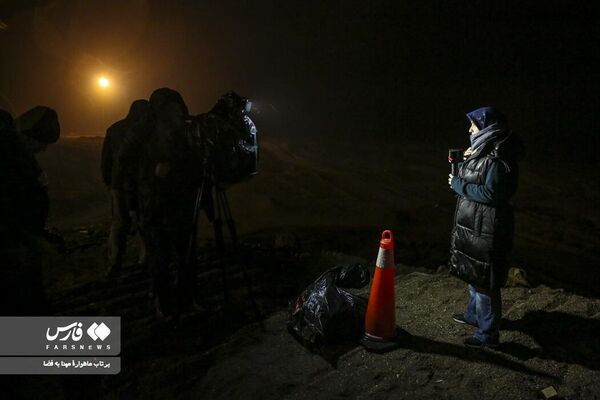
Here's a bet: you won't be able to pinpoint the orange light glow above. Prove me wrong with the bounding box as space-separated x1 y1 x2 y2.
98 77 110 88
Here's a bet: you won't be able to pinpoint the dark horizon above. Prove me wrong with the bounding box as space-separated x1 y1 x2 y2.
0 0 598 163
2 2 600 397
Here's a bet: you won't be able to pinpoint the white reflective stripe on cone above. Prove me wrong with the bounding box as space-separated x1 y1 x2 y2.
364 332 386 341
375 247 394 269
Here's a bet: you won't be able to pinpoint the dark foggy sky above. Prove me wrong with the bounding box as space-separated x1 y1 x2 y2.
0 1 598 158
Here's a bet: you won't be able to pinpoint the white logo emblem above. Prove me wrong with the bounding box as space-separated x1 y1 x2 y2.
46 322 84 342
87 322 111 341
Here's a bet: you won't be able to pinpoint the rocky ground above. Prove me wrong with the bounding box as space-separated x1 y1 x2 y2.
12 136 598 399
15 228 598 400
195 269 600 400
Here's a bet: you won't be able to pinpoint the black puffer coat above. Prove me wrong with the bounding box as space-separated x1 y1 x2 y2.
449 133 519 290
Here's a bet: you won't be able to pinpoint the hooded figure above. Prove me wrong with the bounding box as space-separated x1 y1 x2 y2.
101 99 150 276
118 88 202 318
0 106 60 315
1 106 60 233
14 106 60 145
150 87 189 120
448 106 520 348
102 99 150 188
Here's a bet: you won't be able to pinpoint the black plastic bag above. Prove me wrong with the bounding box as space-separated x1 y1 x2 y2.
287 264 370 348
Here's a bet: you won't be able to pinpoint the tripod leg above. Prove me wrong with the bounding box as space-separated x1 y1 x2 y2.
213 187 226 252
186 179 205 267
212 187 229 304
218 189 260 317
219 189 239 248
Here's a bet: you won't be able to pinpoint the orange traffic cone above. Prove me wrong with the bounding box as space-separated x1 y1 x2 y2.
361 230 404 352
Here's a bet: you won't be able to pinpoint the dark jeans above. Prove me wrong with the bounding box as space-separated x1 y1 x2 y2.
463 284 502 343
143 224 197 304
108 189 146 267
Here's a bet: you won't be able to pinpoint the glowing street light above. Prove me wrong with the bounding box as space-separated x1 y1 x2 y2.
98 77 110 88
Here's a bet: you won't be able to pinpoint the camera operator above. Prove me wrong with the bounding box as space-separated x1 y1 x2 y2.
118 88 203 318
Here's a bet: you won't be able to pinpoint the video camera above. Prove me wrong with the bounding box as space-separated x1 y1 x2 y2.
186 92 259 187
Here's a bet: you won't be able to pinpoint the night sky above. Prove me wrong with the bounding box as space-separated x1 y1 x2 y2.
0 1 598 161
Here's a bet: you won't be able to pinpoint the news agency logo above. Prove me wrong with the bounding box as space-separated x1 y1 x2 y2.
46 322 111 342
86 322 111 341
45 321 112 351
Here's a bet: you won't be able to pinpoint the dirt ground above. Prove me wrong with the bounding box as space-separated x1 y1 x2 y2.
195 270 600 400
38 136 600 294
17 136 599 399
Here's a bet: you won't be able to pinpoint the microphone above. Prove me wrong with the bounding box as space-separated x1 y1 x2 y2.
448 149 464 176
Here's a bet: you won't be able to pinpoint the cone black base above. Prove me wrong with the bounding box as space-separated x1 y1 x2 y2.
360 327 411 354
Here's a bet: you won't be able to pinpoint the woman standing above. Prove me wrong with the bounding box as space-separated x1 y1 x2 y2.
448 106 521 348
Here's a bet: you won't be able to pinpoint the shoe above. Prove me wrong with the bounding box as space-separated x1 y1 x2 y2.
464 336 499 348
452 313 478 328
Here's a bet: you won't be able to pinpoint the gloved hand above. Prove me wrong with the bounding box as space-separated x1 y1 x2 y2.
463 147 473 159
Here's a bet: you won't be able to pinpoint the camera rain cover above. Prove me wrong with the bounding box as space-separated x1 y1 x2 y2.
190 109 258 186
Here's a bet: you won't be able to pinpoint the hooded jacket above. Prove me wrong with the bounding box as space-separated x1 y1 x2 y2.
116 89 201 223
448 107 520 290
101 99 149 188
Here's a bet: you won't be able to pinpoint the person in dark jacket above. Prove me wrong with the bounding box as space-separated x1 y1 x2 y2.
448 106 520 348
0 106 60 315
118 88 203 318
101 99 150 276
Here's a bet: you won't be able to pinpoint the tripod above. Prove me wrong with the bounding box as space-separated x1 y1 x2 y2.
212 185 239 252
187 176 258 315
